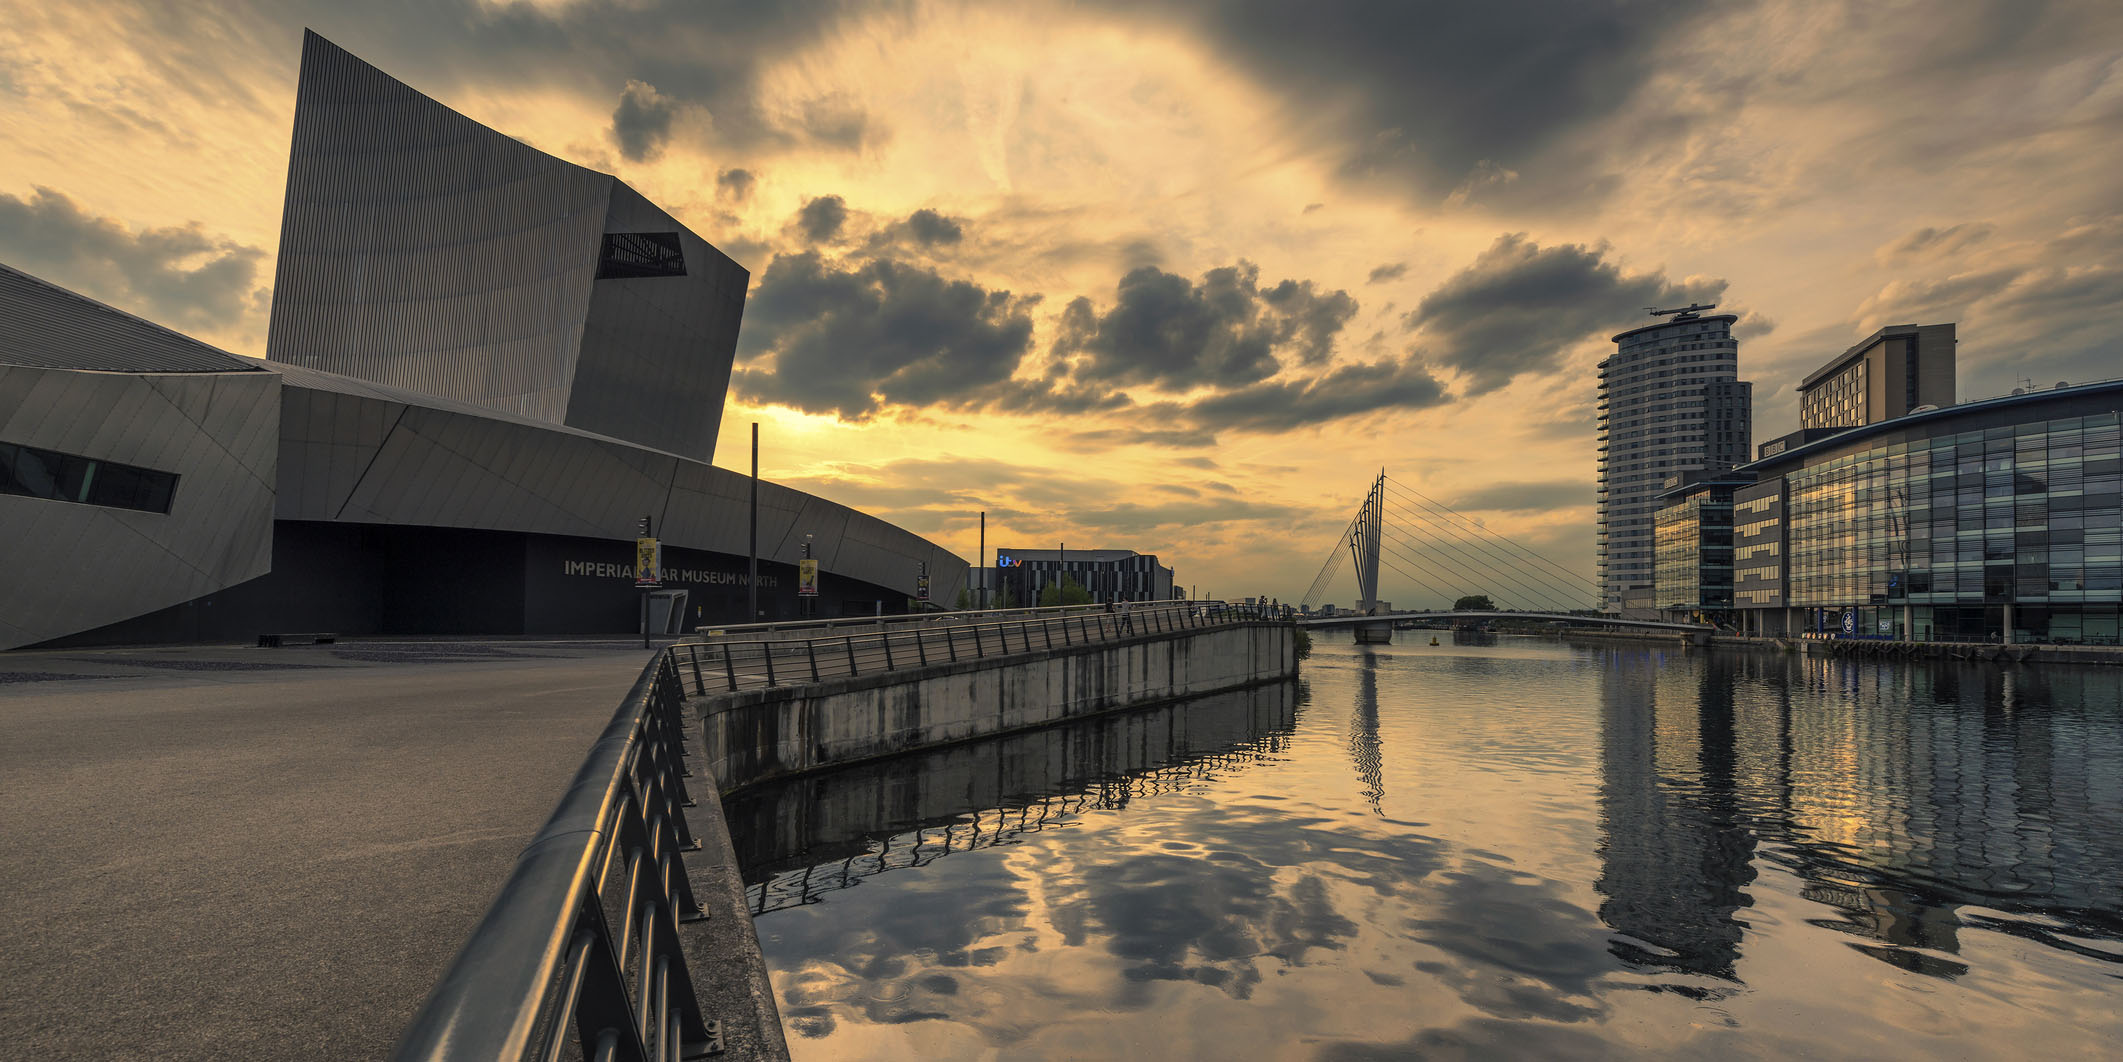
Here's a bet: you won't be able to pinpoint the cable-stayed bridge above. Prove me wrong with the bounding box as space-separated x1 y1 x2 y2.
1298 471 1712 641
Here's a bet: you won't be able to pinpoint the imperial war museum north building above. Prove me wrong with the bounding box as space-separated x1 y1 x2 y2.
0 32 967 651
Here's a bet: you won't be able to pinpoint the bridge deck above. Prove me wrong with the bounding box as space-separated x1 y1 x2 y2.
0 639 656 1061
1302 610 1713 633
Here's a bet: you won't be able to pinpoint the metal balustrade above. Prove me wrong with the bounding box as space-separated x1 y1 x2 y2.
393 650 718 1062
673 601 1272 695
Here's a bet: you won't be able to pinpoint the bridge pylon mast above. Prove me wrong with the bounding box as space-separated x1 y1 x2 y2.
1351 471 1384 615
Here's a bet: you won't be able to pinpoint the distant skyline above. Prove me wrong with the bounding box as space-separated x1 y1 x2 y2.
4 0 2120 604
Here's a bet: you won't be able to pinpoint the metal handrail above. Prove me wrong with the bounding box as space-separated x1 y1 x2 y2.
392 649 716 1062
674 601 1280 696
693 601 1117 641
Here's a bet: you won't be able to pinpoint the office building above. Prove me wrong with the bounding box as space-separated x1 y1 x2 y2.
1725 382 2123 643
1598 305 1753 611
1653 472 1749 621
0 34 964 650
1798 324 1956 430
992 548 1176 605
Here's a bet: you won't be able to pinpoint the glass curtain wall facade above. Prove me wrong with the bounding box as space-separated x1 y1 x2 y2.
1655 488 1736 617
1785 412 2123 643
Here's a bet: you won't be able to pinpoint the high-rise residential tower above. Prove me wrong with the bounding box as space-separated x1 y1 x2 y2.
1597 304 1752 611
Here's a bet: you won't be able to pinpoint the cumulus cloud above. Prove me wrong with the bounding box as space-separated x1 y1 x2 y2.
1051 261 1358 390
796 195 848 243
731 251 1038 419
0 186 265 338
1366 262 1407 284
1405 233 1719 394
716 168 757 201
610 79 676 161
904 208 964 245
1179 356 1449 433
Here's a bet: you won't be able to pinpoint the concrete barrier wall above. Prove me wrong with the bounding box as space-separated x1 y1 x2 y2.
696 622 1296 792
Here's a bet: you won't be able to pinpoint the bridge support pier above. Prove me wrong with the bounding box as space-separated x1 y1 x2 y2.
1354 622 1393 645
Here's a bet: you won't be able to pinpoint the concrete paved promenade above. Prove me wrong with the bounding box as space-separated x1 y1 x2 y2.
1 638 658 1060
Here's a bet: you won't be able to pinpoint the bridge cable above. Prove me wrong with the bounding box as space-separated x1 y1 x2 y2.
1378 491 1597 610
1382 480 1601 605
1365 532 1490 607
1378 488 1594 608
1377 513 1584 613
1374 532 1569 612
1381 479 1597 599
1300 509 1362 610
1373 552 1470 609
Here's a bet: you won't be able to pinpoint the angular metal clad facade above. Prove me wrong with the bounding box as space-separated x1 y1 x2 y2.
1 275 278 648
265 31 743 464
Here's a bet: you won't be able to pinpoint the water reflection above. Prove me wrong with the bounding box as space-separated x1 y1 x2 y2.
1594 647 2123 985
726 681 1300 916
737 639 2123 1058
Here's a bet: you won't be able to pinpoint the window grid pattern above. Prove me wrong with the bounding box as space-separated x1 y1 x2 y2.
1785 413 2123 641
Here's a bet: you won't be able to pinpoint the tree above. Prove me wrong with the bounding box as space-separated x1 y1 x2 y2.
954 586 971 610
1453 594 1497 611
1038 575 1094 607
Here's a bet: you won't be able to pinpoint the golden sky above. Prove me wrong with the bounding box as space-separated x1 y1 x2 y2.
4 0 2120 604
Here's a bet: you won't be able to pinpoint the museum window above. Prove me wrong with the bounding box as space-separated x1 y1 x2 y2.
596 232 687 279
0 441 178 514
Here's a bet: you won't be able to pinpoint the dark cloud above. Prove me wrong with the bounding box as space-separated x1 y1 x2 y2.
1051 261 1358 390
731 251 1037 419
798 92 880 150
1302 202 1325 214
1118 0 1714 206
1057 427 1222 451
716 168 757 201
904 209 964 245
1180 356 1449 433
1406 233 1719 394
0 186 265 338
1366 262 1407 284
1877 222 1996 262
1450 481 1589 512
862 208 970 255
610 79 675 161
796 195 848 243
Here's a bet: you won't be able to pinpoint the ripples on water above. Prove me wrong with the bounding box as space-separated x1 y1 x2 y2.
725 636 2123 1059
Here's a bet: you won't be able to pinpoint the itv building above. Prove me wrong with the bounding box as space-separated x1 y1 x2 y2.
0 33 965 650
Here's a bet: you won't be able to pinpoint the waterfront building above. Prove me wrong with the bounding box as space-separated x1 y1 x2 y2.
1652 472 1749 622
0 34 962 650
1798 323 1956 430
993 548 1176 605
1727 381 2123 643
1598 306 1753 612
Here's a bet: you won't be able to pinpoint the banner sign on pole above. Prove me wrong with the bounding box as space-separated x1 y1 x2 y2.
916 574 931 602
635 538 661 587
798 557 819 597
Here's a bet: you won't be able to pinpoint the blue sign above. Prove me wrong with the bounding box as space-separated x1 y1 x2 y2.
1841 609 1857 635
997 555 1021 567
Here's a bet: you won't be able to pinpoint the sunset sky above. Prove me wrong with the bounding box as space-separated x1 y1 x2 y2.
4 1 2120 606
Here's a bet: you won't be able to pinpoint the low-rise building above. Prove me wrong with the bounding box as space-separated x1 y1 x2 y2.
993 548 1176 605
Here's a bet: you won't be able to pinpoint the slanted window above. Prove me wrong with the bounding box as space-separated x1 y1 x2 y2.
596 232 687 278
0 441 178 513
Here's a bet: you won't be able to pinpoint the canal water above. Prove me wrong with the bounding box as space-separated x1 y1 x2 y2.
726 635 2123 1059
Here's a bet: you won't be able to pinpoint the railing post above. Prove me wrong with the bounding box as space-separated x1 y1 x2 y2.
722 642 737 691
976 626 986 658
762 640 776 687
883 632 896 670
687 646 705 695
807 640 821 683
845 636 859 675
947 627 959 662
915 628 928 667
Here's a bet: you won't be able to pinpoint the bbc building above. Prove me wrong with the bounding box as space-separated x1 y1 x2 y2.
0 33 963 650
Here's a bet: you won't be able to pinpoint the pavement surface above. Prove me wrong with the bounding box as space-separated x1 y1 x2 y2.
0 638 667 1060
